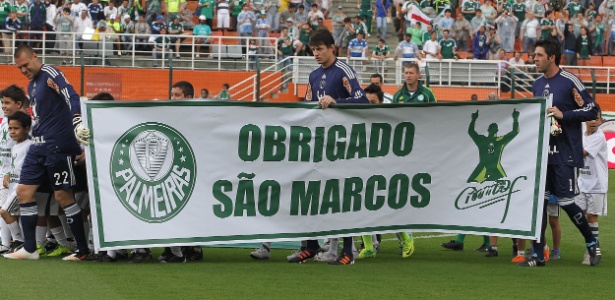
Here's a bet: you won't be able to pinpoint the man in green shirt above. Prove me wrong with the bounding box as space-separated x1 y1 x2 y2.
540 10 554 40
392 63 436 103
511 0 525 37
152 27 172 67
357 0 372 34
13 0 28 27
438 29 457 59
462 0 480 22
0 0 11 29
163 0 185 23
565 0 583 20
199 0 216 29
370 38 390 70
146 0 162 24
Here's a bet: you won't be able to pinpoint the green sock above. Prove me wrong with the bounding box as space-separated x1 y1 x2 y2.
398 232 411 242
456 234 466 244
362 235 374 251
483 235 491 246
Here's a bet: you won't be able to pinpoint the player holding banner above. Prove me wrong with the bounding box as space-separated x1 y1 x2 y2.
4 45 91 261
289 29 368 265
521 39 601 267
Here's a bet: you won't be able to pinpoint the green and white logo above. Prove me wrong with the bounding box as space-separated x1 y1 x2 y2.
455 109 526 223
110 122 196 223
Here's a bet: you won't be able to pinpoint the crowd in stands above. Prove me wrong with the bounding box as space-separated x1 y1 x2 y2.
0 0 612 67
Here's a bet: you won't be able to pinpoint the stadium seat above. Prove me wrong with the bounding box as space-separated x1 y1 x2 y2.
589 56 602 66
602 56 615 67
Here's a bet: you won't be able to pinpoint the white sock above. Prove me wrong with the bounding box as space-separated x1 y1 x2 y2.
7 221 23 241
327 238 339 255
50 226 70 247
59 214 74 239
107 249 117 258
170 246 183 257
351 241 358 253
36 226 48 246
0 218 10 247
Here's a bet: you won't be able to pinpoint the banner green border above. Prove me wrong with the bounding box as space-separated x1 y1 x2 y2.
86 99 547 248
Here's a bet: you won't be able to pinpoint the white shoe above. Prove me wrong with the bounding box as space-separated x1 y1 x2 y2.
313 252 337 262
176 54 180 58
117 51 122 56
250 246 271 260
0 245 10 254
582 251 590 265
3 247 40 260
195 53 200 58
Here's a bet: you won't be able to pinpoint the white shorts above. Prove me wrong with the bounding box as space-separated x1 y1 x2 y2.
2 193 19 215
575 193 607 216
217 11 230 28
546 203 559 217
35 192 60 216
0 188 8 207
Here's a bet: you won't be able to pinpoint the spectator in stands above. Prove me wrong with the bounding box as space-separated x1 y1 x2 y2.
163 0 185 23
277 26 294 69
3 11 19 60
229 0 243 31
572 12 587 38
508 51 524 65
608 14 615 56
486 25 500 60
179 2 195 30
200 88 209 99
197 0 217 29
70 0 87 18
599 0 615 18
331 5 346 55
256 11 270 51
374 0 391 40
315 17 327 31
298 23 312 55
146 0 162 24
369 38 390 70
280 4 296 26
540 10 555 42
216 83 232 100
295 5 308 27
525 52 536 73
394 33 420 60
121 14 135 51
88 0 103 22
15 0 28 35
563 23 578 66
248 38 258 69
134 14 151 51
344 16 356 53
44 0 57 51
530 0 546 20
471 94 478 101
593 15 605 55
520 11 539 53
438 9 454 36
193 15 212 57
422 31 439 60
0 0 11 29
421 23 436 46
409 22 424 50
308 3 323 31
167 15 185 58
55 7 73 65
108 13 124 55
438 29 457 59
565 0 583 22
555 8 567 43
487 92 499 100
462 0 480 22
151 27 172 67
104 0 117 20
151 14 166 34
28 0 46 49
453 12 471 52
577 26 592 66
117 0 129 17
283 18 302 55
217 0 231 35
472 25 489 60
237 3 256 47
347 31 368 59
129 0 145 22
495 9 517 53
470 9 485 35
479 0 496 26
74 9 93 52
93 20 113 66
353 15 369 38
265 0 281 33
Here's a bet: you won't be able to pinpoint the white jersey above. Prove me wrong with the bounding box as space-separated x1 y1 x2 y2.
0 118 15 183
579 128 608 193
7 139 32 202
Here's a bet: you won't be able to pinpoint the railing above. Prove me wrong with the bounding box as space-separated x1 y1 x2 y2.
7 30 278 71
233 57 615 101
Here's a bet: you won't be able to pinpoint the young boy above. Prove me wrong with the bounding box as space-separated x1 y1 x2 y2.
0 85 29 254
576 108 608 265
1 111 32 259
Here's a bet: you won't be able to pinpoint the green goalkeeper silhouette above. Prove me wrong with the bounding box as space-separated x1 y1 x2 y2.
467 109 520 183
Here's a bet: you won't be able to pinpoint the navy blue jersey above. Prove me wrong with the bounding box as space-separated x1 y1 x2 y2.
533 69 598 167
28 64 81 155
305 58 368 104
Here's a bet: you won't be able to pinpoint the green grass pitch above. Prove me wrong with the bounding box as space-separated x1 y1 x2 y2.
1 171 614 299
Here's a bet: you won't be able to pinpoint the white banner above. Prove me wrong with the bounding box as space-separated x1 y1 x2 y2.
84 99 549 250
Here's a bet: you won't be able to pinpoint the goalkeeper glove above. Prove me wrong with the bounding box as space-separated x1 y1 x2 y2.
73 115 90 146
